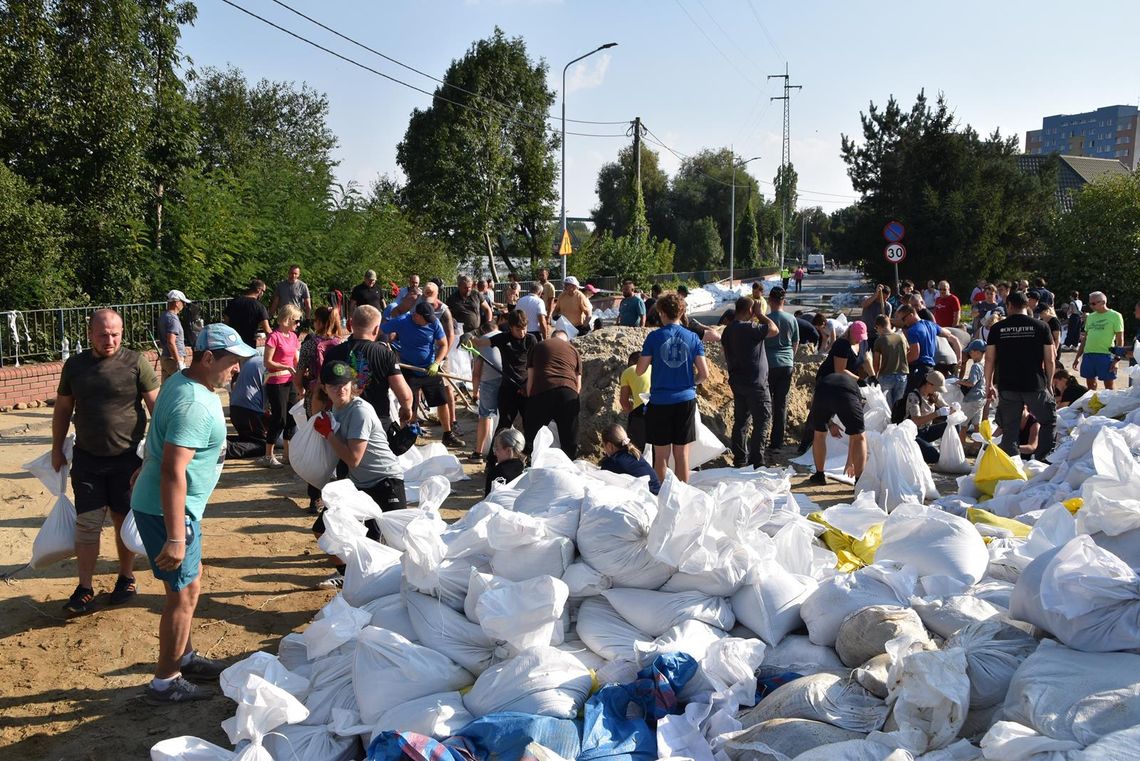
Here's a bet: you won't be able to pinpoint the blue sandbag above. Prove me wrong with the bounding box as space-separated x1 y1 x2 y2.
367 713 579 761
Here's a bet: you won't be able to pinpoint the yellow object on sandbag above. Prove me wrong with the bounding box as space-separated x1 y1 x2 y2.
807 512 882 573
1089 393 1105 414
966 507 1032 538
974 419 1027 499
1063 497 1083 514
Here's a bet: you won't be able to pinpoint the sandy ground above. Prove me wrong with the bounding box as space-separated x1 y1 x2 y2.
0 386 889 760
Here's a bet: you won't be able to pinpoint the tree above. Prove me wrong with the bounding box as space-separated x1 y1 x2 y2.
677 216 724 271
398 28 558 279
773 162 798 261
593 143 669 240
736 194 760 268
0 165 75 308
668 148 759 257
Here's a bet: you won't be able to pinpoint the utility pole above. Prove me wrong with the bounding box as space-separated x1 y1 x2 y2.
768 63 801 270
628 116 645 244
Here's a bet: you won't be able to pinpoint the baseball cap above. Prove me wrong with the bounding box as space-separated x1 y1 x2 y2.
967 339 986 353
677 285 690 296
413 301 437 322
563 276 581 288
1026 289 1041 300
166 289 191 303
364 269 377 280
584 284 599 295
924 370 947 390
847 320 868 344
320 360 355 385
195 323 257 357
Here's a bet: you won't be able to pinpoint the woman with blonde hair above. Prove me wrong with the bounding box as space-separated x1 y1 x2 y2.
261 304 301 468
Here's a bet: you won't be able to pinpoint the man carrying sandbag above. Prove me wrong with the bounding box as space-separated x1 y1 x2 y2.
52 309 159 615
130 324 256 704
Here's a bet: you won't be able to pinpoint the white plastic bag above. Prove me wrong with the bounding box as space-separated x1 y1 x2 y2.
936 409 971 474
150 736 233 761
577 490 675 589
289 402 339 488
260 723 357 761
342 540 403 607
475 575 570 654
945 621 1037 709
881 642 971 755
738 672 889 733
800 563 917 647
876 503 989 586
220 652 309 700
371 691 474 741
575 597 649 662
731 561 816 646
761 635 846 675
462 645 592 719
30 495 77 569
119 509 146 556
490 534 575 582
221 673 309 752
302 595 370 660
405 591 497 674
856 421 940 512
359 594 417 641
602 588 734 637
561 562 611 597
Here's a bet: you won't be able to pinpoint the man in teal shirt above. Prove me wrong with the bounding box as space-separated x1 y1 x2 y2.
131 323 256 704
764 287 800 449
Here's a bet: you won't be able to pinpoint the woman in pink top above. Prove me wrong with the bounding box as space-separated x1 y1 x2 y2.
261 304 301 468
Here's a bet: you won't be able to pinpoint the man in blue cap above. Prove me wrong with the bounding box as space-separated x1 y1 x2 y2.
130 323 256 704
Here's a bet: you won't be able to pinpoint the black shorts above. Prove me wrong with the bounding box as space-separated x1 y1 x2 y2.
807 376 866 436
70 448 141 515
645 399 698 446
404 371 447 407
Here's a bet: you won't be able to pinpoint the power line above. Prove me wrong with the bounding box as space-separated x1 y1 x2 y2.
218 0 628 139
672 0 761 90
746 0 785 62
695 0 765 75
266 0 628 127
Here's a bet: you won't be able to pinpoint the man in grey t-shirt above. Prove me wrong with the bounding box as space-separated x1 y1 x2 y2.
269 264 312 320
156 290 190 381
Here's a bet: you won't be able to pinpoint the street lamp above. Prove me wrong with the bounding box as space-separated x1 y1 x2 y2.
561 42 617 281
729 155 761 286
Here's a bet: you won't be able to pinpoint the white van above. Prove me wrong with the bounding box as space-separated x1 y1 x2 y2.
806 253 826 274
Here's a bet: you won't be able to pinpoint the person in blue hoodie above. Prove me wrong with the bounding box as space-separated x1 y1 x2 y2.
598 423 661 495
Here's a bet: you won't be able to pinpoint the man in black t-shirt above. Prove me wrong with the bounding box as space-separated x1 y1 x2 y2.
222 280 271 348
984 290 1056 461
721 296 777 468
445 275 492 336
473 309 536 433
324 305 412 427
349 270 385 316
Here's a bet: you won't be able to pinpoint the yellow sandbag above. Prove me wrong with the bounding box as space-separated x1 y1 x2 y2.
1089 394 1105 414
974 419 1027 499
1063 497 1083 514
967 507 1032 538
807 512 883 573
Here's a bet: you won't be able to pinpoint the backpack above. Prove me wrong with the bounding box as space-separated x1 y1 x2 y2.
890 391 911 425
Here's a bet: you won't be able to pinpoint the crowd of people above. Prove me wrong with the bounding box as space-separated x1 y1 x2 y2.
46 258 1138 707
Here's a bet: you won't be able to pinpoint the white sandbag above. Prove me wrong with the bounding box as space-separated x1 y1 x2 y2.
462 645 592 719
277 633 313 678
405 590 497 674
290 403 339 488
476 575 569 654
561 561 611 597
772 519 838 581
856 421 940 512
429 555 493 611
882 642 971 755
375 503 446 552
221 673 309 749
659 543 760 596
342 539 403 607
636 619 730 667
731 562 816 646
910 595 1003 640
724 718 864 761
319 479 384 558
551 315 578 339
1075 428 1140 537
646 414 727 470
358 594 417 642
30 495 77 569
302 595 370 660
23 435 72 494
371 691 473 741
220 652 309 700
935 409 971 474
876 503 989 586
119 509 146 556
577 490 675 589
260 723 357 761
401 512 449 597
576 597 649 662
485 504 577 547
352 626 472 726
762 635 845 675
649 472 720 573
150 736 233 761
1002 639 1140 746
512 467 585 516
800 563 918 647
299 651 356 727
403 452 467 486
853 653 892 699
788 738 907 761
1010 535 1140 652
945 621 1037 709
739 672 889 734
979 721 1082 761
835 606 932 668
602 588 735 637
490 534 575 582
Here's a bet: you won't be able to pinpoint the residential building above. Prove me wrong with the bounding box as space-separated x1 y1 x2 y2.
1025 105 1140 171
1016 154 1131 212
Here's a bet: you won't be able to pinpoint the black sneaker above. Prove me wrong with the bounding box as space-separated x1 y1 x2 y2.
144 676 212 704
307 498 323 516
468 451 483 463
108 576 137 605
442 431 466 448
180 652 226 683
63 585 95 615
807 471 828 486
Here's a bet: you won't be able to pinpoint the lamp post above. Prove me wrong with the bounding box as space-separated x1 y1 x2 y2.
561 42 617 281
729 155 760 287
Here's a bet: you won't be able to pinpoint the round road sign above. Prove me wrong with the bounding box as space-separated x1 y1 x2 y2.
884 242 907 263
883 221 906 243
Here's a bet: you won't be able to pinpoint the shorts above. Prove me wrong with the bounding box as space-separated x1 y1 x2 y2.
807 377 866 435
71 448 140 515
1080 353 1117 382
960 399 984 430
133 510 202 591
478 378 501 418
405 371 447 407
645 399 698 446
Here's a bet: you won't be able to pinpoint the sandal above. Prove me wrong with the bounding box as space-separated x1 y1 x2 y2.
109 575 137 605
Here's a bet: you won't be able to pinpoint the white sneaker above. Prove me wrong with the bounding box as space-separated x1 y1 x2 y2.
318 573 344 589
258 455 283 469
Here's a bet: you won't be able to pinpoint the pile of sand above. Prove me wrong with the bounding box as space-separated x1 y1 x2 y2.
574 326 821 460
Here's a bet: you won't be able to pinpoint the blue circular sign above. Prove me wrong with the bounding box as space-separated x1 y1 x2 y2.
883 221 906 243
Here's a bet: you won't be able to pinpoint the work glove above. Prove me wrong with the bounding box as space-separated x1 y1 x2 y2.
313 412 334 439
427 362 441 376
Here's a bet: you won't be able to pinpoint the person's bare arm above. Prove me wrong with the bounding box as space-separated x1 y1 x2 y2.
940 328 963 364
984 345 997 401
636 355 651 376
433 338 448 366
50 394 75 472
154 443 194 570
269 292 279 315
389 372 414 425
638 312 646 328
142 388 158 414
871 348 883 377
694 355 709 386
619 384 633 413
471 356 484 398
326 434 367 469
1072 332 1088 369
1043 339 1056 384
165 332 180 361
303 296 312 319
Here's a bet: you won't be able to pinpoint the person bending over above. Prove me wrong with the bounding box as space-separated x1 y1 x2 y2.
599 423 660 494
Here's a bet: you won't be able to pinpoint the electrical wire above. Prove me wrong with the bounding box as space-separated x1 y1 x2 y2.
266 0 629 127
695 0 765 75
218 0 628 139
746 0 785 62
672 0 761 90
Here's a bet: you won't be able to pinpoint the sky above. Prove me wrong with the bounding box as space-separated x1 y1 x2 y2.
180 0 1140 221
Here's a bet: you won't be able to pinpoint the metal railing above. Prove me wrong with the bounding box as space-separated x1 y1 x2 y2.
0 298 230 367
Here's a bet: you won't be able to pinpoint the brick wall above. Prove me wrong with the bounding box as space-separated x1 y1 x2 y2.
0 350 161 409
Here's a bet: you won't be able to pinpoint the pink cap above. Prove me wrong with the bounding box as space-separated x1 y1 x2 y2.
847 320 868 344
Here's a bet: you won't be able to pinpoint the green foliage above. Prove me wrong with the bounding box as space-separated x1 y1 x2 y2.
736 195 760 267
654 238 676 274
669 148 759 256
397 28 557 278
593 143 669 240
0 164 77 308
1047 172 1140 331
836 91 1055 291
677 216 725 271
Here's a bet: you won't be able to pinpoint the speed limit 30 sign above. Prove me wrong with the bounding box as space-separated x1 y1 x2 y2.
884 243 906 263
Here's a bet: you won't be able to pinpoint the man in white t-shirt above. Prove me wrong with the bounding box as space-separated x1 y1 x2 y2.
516 282 549 340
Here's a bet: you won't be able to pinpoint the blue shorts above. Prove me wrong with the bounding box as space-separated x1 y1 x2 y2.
1080 353 1117 382
132 510 202 591
478 378 501 418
